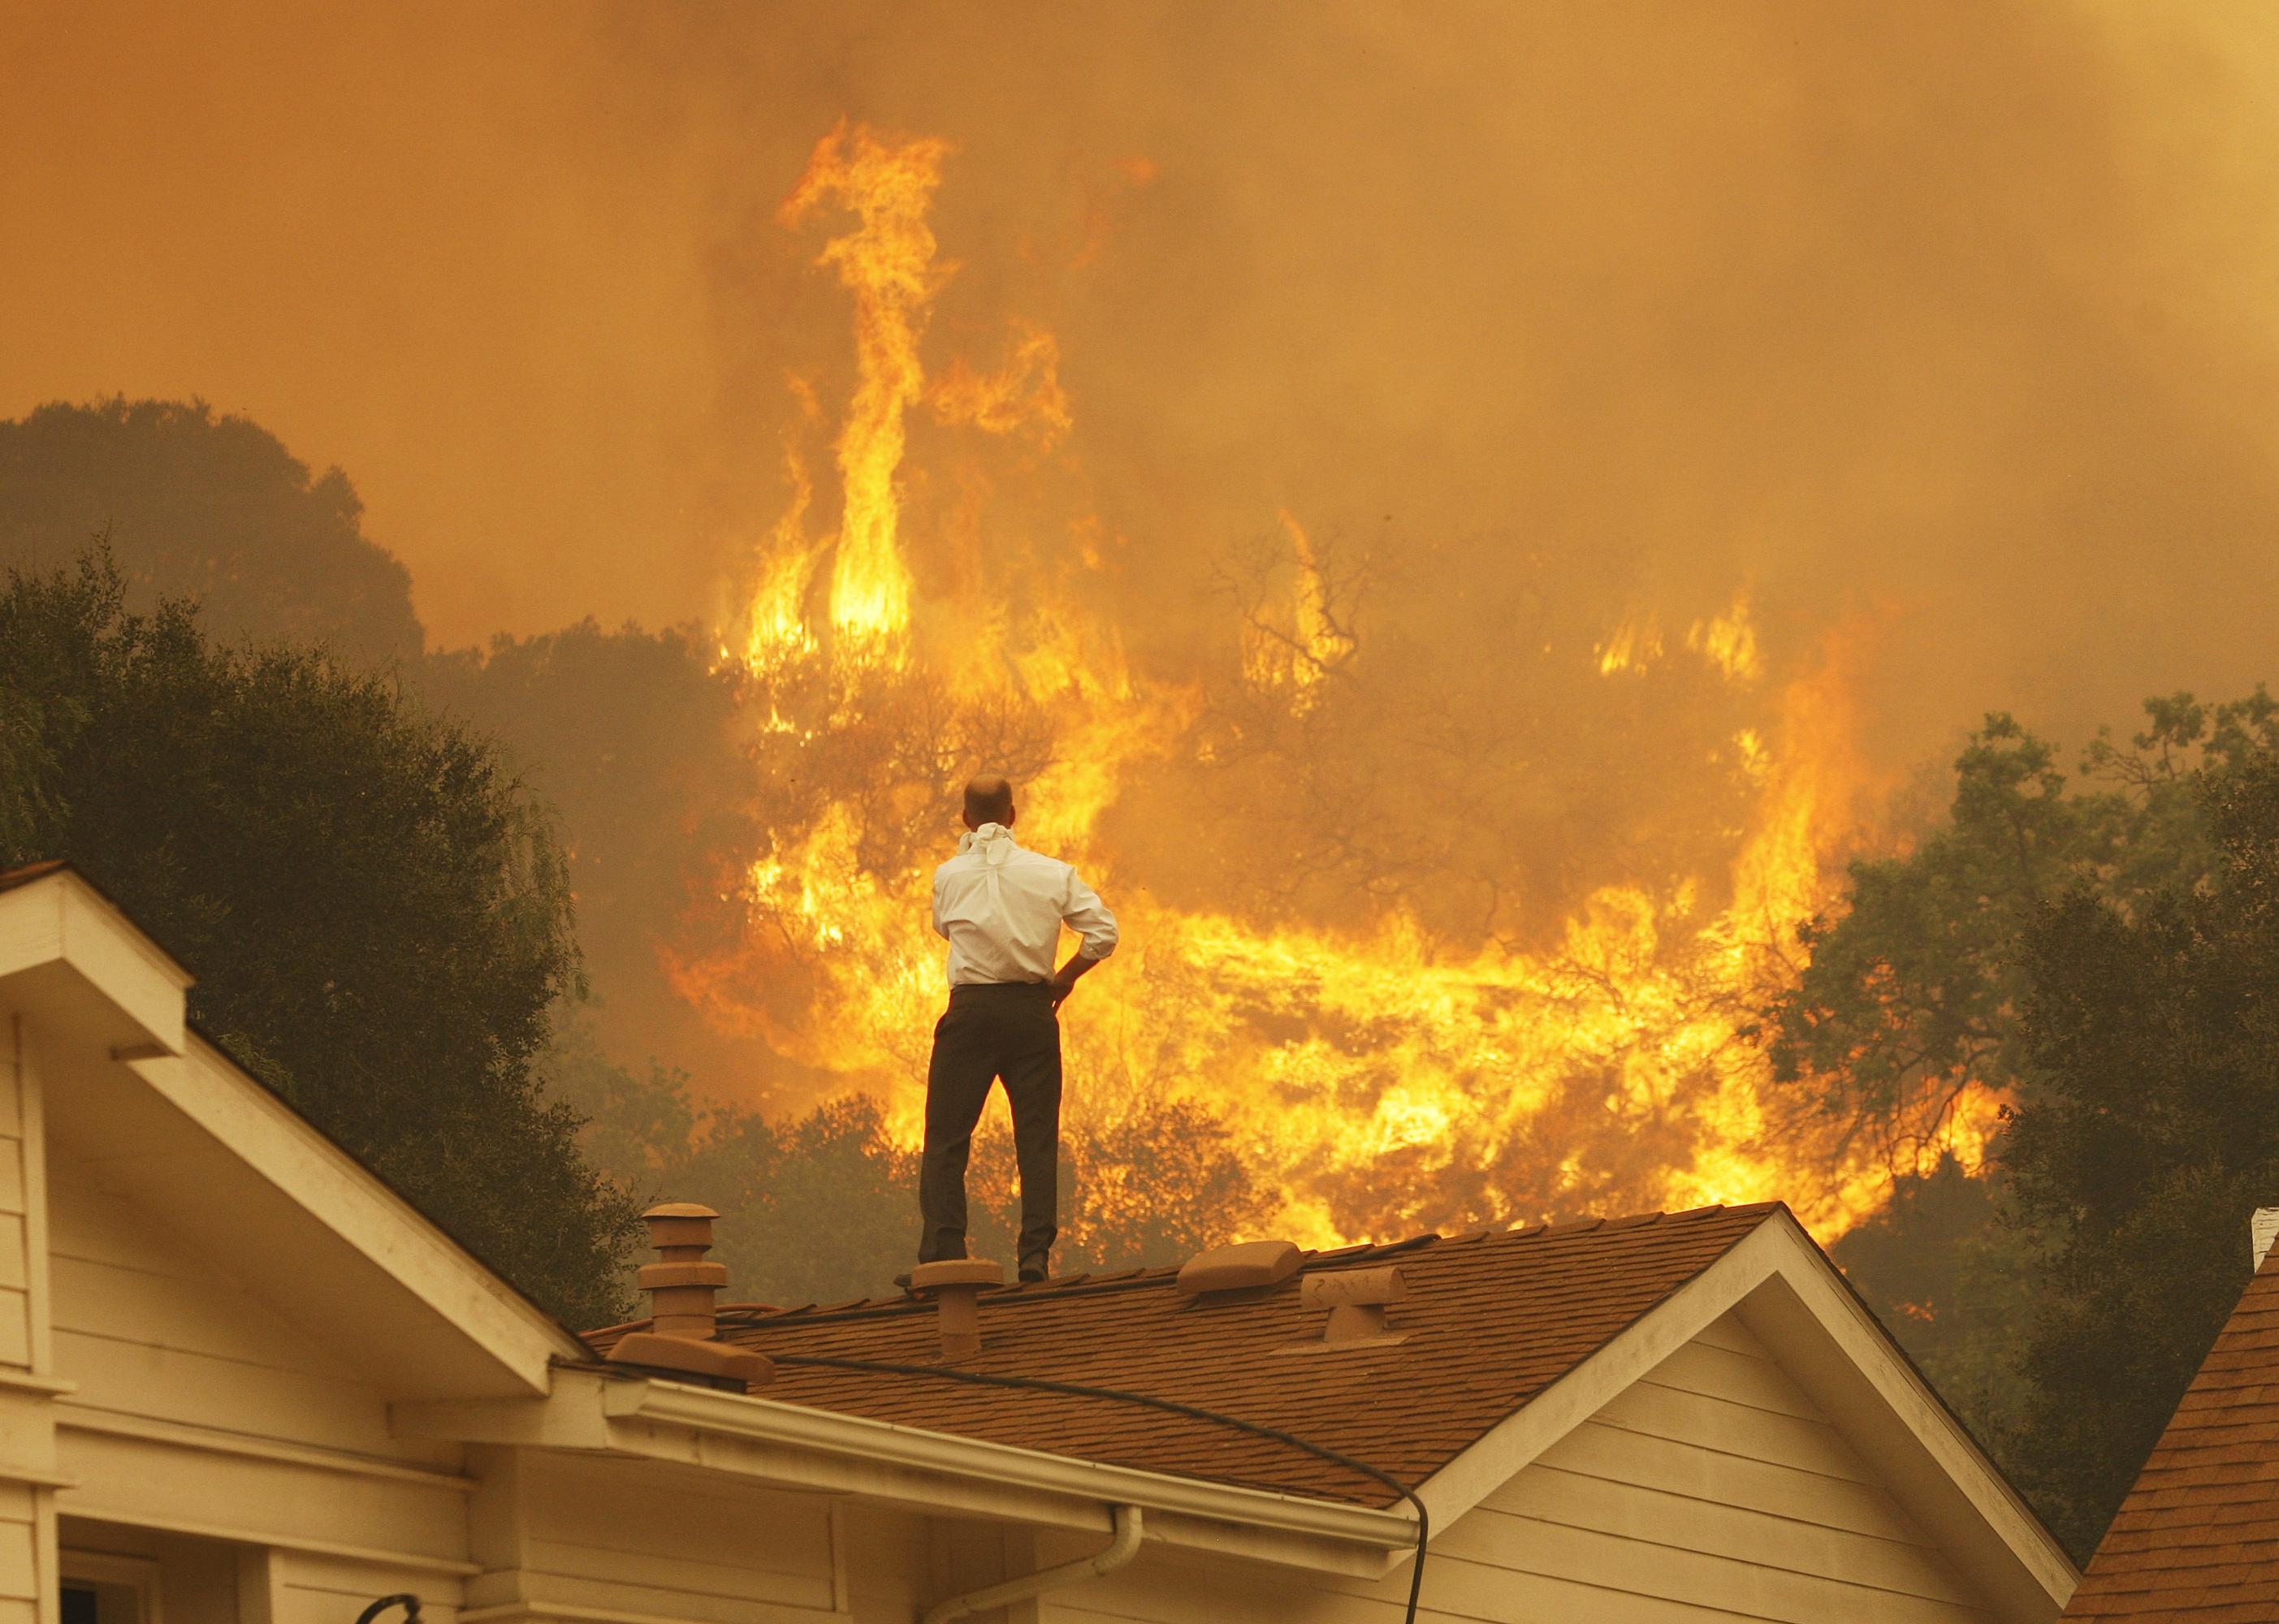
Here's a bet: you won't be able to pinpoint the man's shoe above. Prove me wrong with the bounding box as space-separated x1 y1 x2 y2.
1018 1257 1049 1285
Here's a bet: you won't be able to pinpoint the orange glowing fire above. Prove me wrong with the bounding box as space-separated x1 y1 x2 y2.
685 122 2000 1248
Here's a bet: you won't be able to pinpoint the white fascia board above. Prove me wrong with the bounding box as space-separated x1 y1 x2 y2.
1412 1213 2076 1622
1732 1219 2077 1622
0 870 583 1397
114 1039 588 1393
398 1367 1416 1576
0 870 188 1055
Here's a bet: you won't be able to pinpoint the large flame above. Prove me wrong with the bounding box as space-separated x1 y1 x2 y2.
681 123 2000 1248
776 122 954 665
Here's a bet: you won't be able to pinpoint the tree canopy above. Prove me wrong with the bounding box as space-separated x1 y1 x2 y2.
0 400 423 666
418 618 759 1080
0 550 636 1326
1770 693 2277 1155
1775 691 2279 1558
2000 751 2279 1554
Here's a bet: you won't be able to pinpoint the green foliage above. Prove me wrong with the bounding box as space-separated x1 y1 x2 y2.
418 620 758 1078
1828 1156 2044 1466
1770 690 2279 1557
1769 693 2276 1153
546 1013 1271 1309
0 400 422 666
0 549 639 1327
2000 752 2279 1556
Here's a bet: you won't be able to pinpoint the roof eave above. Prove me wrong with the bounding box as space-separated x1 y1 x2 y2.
0 866 588 1398
397 1364 1417 1576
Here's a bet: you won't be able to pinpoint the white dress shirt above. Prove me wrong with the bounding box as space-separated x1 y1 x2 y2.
932 823 1119 987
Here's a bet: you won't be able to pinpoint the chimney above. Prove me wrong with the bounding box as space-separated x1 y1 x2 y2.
908 1259 1005 1358
605 1203 773 1391
2253 1208 2279 1270
1295 1264 1412 1349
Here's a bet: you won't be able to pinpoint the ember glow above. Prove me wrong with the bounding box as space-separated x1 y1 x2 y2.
668 123 2003 1246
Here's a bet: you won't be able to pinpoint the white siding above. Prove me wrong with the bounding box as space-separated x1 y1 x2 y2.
1038 1311 1991 1624
520 1453 840 1620
267 1550 463 1624
46 1147 439 1460
466 1446 867 1624
839 1503 930 1624
45 1149 475 1591
0 1484 40 1624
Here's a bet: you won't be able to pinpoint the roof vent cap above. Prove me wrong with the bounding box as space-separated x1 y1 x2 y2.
910 1259 1005 1359
1177 1239 1301 1297
635 1202 729 1340
1294 1264 1412 1350
607 1202 772 1392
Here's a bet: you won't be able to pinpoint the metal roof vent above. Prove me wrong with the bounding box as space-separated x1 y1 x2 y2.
910 1259 1005 1359
1176 1239 1301 1298
1289 1264 1412 1351
607 1203 774 1391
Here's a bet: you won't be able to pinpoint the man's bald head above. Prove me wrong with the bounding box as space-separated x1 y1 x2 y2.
962 775 1015 830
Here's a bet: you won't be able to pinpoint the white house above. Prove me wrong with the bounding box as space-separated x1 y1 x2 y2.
0 863 2075 1624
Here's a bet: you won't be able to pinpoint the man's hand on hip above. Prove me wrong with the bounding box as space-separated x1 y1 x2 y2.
1048 951 1102 1012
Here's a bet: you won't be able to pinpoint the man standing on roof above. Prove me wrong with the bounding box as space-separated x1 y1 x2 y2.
919 775 1118 1283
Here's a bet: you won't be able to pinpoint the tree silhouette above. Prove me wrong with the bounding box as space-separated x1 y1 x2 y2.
0 399 422 665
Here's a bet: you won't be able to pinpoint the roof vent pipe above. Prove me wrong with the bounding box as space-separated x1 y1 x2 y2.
606 1203 773 1390
1300 1265 1412 1347
909 1259 1005 1358
639 1203 729 1339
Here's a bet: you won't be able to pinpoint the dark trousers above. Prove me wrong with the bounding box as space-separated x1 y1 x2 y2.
918 982 1062 1270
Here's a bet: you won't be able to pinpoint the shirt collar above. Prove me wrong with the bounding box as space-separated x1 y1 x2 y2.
957 821 1020 860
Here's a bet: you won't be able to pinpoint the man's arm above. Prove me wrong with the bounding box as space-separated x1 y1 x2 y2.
1049 871 1118 1010
1048 948 1104 1011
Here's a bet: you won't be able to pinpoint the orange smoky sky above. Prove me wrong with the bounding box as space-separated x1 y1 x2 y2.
5 0 2279 766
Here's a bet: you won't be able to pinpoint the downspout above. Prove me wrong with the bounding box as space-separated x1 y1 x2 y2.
922 1504 1144 1624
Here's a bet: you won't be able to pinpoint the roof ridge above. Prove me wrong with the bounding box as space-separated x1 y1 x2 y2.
584 1201 1784 1339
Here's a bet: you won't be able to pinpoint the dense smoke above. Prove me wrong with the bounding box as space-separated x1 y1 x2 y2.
4 5 2272 718
7 2 2279 1233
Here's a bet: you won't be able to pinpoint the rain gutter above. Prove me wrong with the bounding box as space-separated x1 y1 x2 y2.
923 1504 1144 1623
601 1374 1416 1556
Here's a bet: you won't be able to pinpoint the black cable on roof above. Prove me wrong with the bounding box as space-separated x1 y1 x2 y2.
765 1350 1432 1624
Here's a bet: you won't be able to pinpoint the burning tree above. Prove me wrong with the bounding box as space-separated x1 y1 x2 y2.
668 121 2001 1250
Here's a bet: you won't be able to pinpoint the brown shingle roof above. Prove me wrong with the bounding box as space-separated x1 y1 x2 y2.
2063 1245 2279 1619
585 1203 1780 1508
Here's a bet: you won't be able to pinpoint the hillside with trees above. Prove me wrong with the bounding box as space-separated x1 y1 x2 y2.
0 400 422 666
15 397 2279 1562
